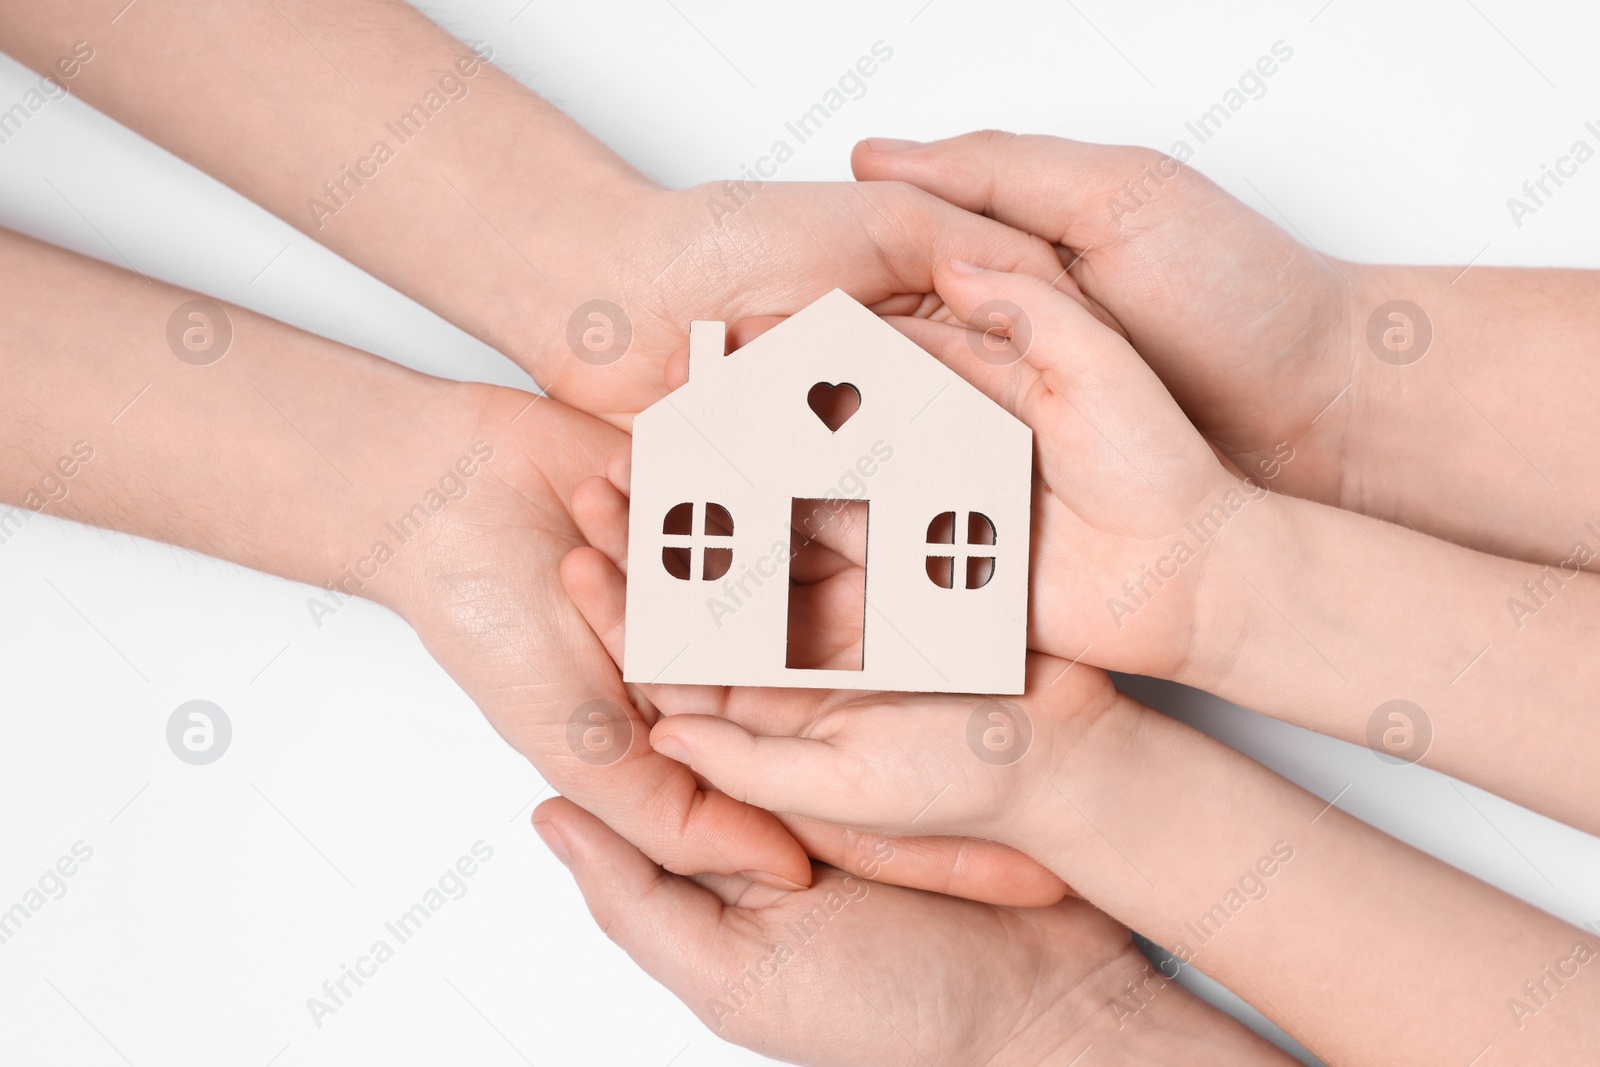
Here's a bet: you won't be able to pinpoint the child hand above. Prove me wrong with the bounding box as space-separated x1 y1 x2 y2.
563 457 1071 906
890 260 1285 687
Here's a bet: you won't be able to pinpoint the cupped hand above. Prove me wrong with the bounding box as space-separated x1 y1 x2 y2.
385 385 814 890
562 449 1069 906
569 527 1120 851
533 796 1287 1067
854 132 1361 504
542 178 1070 423
559 488 1116 851
389 383 1064 905
891 261 1262 681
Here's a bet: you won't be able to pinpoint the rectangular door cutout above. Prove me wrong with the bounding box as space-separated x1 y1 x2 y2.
785 497 867 671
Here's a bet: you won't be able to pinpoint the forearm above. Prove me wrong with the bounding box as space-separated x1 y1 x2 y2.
0 226 490 609
1342 263 1600 566
0 0 654 398
1016 693 1600 1065
1186 489 1600 834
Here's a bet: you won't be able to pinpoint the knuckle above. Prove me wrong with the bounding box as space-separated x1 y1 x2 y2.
972 128 1019 150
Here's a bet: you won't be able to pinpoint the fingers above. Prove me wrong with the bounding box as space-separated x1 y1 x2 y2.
571 476 629 567
559 544 1069 906
849 177 1065 290
533 797 734 997
852 131 1203 250
650 714 895 829
790 497 868 571
447 399 811 891
532 665 808 889
780 567 866 671
516 680 810 890
928 260 1222 497
605 443 630 493
551 547 805 887
779 813 1071 907
889 261 1164 444
560 544 728 715
932 258 1139 395
560 546 629 660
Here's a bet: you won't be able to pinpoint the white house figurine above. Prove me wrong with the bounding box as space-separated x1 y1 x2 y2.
623 288 1032 694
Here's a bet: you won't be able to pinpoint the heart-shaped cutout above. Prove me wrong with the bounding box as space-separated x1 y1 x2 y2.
807 381 861 432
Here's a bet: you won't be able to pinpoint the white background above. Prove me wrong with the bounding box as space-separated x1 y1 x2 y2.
2 1 1599 1064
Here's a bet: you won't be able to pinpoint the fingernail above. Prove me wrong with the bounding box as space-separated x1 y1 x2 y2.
533 819 573 868
652 735 691 764
947 258 984 275
866 137 921 152
743 869 808 892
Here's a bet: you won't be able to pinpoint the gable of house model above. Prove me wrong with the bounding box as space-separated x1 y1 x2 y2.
624 288 1031 694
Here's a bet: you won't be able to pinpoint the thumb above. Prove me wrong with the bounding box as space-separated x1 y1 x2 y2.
532 797 728 1000
649 716 864 822
909 260 1205 502
930 258 1159 411
852 131 1201 250
649 708 1016 840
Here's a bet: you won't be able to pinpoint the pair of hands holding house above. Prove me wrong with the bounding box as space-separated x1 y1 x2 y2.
7 2 1600 1061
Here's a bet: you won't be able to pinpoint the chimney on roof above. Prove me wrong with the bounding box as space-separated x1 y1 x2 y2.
687 320 725 382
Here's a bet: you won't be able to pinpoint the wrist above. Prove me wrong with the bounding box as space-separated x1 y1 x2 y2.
993 937 1293 1067
1174 480 1301 695
1224 258 1375 514
1071 966 1296 1066
282 376 503 618
1333 261 1457 523
494 177 666 375
999 682 1143 862
379 383 627 625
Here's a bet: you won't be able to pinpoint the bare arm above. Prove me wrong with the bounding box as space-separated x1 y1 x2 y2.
0 2 1061 419
0 223 825 892
0 226 481 600
1185 485 1600 836
1341 263 1600 569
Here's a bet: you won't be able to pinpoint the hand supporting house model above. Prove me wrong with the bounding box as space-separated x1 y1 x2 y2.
554 249 1600 1065
0 0 1078 908
5 2 1600 1063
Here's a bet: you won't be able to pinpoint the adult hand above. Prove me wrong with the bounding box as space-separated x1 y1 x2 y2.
533 796 1293 1067
537 178 1072 421
393 385 1067 905
854 133 1355 504
858 131 1600 575
379 388 813 889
